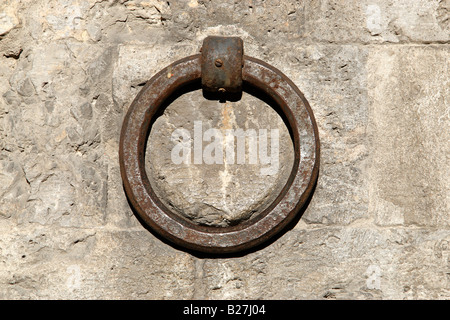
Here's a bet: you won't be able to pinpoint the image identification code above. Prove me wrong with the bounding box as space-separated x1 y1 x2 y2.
183 303 266 317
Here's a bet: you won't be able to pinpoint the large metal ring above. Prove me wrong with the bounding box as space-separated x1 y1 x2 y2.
119 54 320 254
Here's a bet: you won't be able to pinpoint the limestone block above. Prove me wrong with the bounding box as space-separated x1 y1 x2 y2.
0 223 196 299
146 89 294 227
367 45 449 227
0 1 20 37
305 0 449 43
187 227 450 299
262 44 370 225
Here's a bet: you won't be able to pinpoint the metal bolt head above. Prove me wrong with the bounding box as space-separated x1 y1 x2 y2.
215 59 223 67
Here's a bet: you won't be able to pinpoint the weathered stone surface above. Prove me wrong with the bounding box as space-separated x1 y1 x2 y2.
271 44 370 226
0 0 448 300
305 0 449 43
146 89 294 227
368 45 449 228
0 222 195 299
0 1 20 37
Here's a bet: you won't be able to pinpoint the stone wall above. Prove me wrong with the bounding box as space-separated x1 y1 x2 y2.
0 0 448 299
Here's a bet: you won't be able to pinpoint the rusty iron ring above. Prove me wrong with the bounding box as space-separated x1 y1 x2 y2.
119 54 320 254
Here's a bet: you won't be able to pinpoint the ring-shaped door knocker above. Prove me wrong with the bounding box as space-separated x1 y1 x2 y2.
119 36 320 254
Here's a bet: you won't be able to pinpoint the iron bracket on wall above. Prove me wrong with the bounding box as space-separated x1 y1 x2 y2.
119 36 320 254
